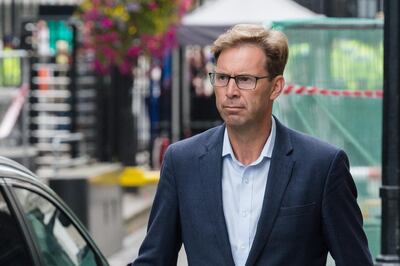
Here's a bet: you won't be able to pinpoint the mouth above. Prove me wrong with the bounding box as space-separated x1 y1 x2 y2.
223 105 244 112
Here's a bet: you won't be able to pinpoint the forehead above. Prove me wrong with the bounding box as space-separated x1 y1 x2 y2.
216 44 267 74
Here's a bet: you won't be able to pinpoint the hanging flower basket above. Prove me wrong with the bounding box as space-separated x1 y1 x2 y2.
76 0 191 73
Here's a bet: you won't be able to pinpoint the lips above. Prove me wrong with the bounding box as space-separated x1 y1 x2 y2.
223 100 243 106
223 105 244 113
224 106 243 109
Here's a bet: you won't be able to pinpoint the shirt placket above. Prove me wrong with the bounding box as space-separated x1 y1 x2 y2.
237 166 253 265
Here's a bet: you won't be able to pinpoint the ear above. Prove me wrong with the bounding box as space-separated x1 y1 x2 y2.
270 75 285 101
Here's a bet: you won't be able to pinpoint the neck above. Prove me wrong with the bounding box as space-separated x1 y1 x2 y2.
227 118 272 166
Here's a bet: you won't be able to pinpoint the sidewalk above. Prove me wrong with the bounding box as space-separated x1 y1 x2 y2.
107 184 188 266
121 185 158 234
107 185 155 266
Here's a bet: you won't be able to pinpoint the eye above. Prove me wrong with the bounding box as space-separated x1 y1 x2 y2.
237 75 253 83
216 74 229 81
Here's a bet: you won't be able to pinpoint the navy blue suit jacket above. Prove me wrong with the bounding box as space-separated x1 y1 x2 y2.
132 118 373 265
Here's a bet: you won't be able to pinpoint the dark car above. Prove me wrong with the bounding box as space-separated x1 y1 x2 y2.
0 156 109 266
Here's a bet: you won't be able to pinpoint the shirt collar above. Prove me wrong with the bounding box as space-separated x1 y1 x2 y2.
222 116 276 161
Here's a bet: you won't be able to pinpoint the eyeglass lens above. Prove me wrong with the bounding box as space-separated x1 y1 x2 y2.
211 73 256 90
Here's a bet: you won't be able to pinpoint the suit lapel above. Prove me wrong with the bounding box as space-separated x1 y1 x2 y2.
199 125 235 265
246 119 295 266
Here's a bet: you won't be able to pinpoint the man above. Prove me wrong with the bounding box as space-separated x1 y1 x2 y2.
1 35 21 87
132 24 373 265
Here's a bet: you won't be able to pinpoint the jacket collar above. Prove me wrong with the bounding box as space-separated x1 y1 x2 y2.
199 124 235 264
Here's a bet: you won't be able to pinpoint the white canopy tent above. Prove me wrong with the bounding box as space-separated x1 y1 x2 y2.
178 0 321 46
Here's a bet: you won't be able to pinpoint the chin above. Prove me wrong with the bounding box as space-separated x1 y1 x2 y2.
224 118 246 128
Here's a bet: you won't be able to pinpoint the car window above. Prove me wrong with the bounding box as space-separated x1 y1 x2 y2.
0 189 34 265
13 187 99 266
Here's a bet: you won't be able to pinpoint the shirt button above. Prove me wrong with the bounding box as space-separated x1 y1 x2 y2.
241 210 247 217
240 244 246 250
243 178 249 184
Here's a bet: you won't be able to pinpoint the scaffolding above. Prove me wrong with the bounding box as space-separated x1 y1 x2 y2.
271 18 383 257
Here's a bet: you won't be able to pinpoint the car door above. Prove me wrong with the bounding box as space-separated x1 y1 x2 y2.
2 176 109 266
0 180 37 266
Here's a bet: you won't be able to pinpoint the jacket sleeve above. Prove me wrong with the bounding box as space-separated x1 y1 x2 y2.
131 146 182 265
322 150 373 266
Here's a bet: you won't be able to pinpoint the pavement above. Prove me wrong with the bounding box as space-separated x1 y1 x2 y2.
106 184 187 266
107 185 156 266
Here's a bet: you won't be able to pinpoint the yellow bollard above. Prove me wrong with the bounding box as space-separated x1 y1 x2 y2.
119 167 160 187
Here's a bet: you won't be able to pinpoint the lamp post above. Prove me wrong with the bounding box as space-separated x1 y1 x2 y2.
376 0 400 264
11 0 15 35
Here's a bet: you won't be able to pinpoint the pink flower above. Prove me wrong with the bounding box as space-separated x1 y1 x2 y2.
105 0 116 7
164 28 177 48
148 1 158 11
101 17 113 29
119 60 133 74
98 32 119 43
102 46 116 60
127 45 140 57
83 9 100 21
93 59 109 74
179 0 192 16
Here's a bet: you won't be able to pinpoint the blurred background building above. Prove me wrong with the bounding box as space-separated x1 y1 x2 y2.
0 0 386 263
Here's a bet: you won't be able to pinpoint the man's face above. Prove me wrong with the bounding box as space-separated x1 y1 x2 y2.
214 44 281 129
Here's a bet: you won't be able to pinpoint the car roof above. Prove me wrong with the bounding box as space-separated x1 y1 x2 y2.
0 156 72 217
0 156 59 201
0 156 39 182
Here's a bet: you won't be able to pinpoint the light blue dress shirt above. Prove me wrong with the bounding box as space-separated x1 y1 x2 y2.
221 117 276 266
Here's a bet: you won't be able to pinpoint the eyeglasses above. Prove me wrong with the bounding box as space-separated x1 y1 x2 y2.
209 72 269 90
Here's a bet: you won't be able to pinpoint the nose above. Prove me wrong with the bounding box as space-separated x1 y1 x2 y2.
225 77 240 98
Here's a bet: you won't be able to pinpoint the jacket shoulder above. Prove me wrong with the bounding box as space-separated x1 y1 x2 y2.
286 126 343 158
166 125 223 157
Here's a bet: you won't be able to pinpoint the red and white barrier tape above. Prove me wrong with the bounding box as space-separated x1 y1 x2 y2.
283 84 383 98
351 166 381 181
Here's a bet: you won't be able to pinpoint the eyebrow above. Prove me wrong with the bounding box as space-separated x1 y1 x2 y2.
214 72 264 76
